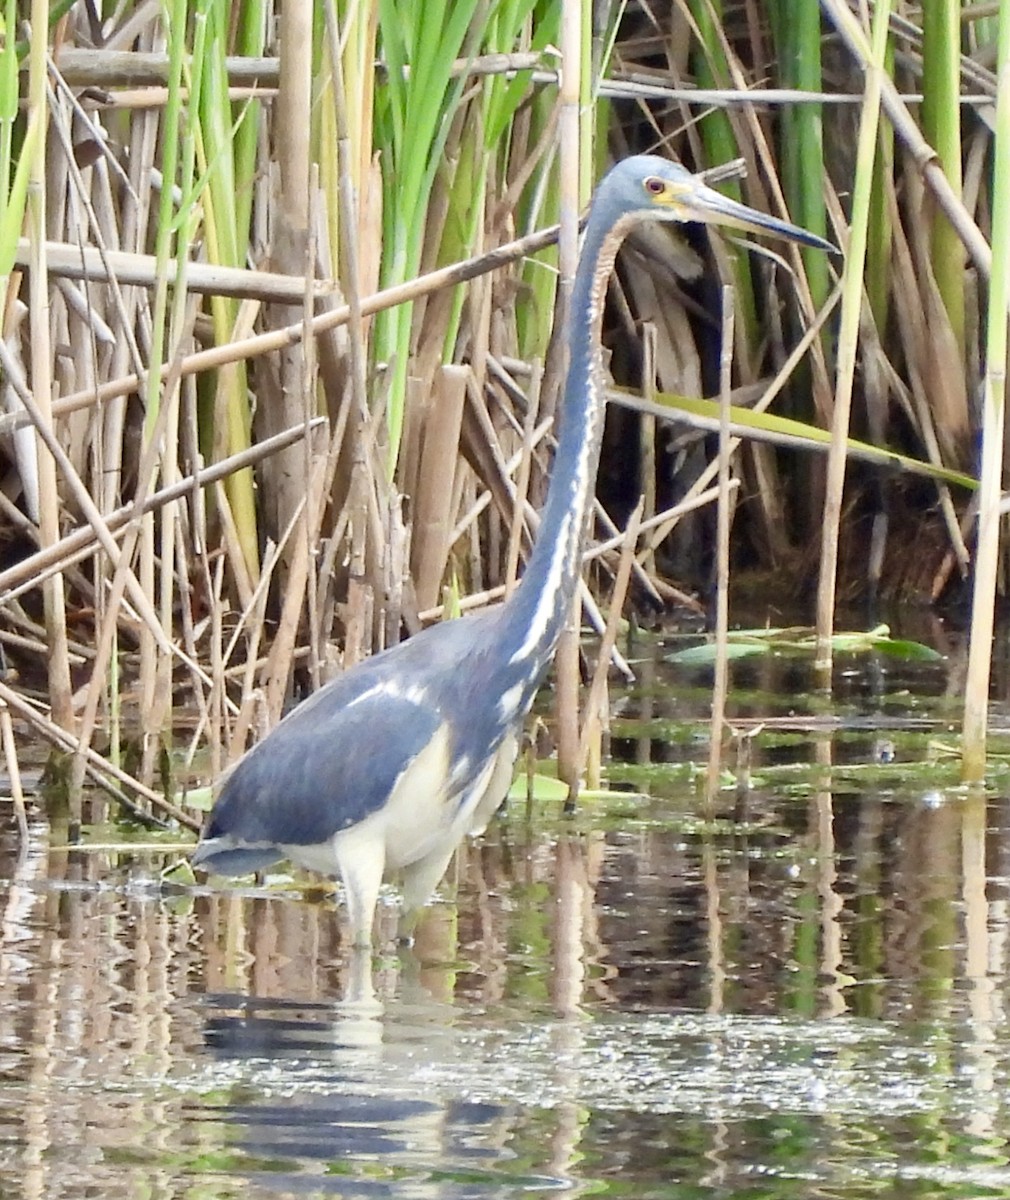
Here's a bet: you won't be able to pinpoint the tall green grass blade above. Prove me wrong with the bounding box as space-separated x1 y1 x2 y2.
373 0 483 468
440 0 555 363
0 0 31 286
146 0 190 438
785 0 829 312
922 0 965 352
0 0 16 208
231 0 265 253
642 389 975 491
689 0 757 358
195 0 258 575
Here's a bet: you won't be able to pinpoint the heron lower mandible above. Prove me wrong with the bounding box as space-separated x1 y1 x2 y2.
193 155 834 946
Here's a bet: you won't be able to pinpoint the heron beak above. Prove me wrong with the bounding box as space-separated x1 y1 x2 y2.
671 181 837 254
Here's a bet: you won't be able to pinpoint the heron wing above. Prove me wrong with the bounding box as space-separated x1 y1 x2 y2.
202 684 444 851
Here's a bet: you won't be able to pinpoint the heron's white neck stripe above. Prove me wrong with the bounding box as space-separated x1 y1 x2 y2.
503 218 613 674
506 389 600 668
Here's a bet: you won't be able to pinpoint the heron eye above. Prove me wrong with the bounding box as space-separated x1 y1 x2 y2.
644 177 666 196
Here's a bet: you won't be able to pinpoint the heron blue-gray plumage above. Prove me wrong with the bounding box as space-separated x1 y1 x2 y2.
193 155 834 945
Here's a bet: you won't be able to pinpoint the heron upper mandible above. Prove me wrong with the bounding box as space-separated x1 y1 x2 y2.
193 155 834 946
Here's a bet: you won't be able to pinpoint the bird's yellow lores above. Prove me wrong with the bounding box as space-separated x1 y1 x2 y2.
193 156 835 947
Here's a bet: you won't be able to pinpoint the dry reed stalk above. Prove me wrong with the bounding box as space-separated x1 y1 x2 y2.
588 501 664 609
452 416 551 548
145 270 198 777
416 584 508 623
259 435 335 724
962 1 1010 780
0 421 323 604
204 555 226 780
97 93 156 523
302 173 324 694
221 543 283 761
411 366 469 611
640 324 659 577
55 47 584 93
53 48 281 87
13 222 563 443
680 13 836 423
505 362 543 596
322 0 376 597
578 497 644 783
881 188 969 568
0 627 85 666
86 85 278 110
343 417 374 672
584 483 735 562
27 3 73 734
902 176 971 462
15 239 343 301
815 0 889 676
0 678 200 830
399 376 429 546
706 287 735 802
0 701 28 846
172 523 212 768
0 336 180 662
633 285 842 563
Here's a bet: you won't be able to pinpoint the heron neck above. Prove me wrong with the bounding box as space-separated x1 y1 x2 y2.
500 207 629 678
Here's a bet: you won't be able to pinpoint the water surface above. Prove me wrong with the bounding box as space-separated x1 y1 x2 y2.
2 620 1010 1198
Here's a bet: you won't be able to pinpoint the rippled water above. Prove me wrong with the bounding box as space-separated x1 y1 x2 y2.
3 619 1010 1197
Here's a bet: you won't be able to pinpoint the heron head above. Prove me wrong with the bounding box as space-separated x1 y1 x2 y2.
603 155 837 253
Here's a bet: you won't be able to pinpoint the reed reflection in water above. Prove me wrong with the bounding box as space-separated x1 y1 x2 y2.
2 625 1010 1194
0 763 1007 1195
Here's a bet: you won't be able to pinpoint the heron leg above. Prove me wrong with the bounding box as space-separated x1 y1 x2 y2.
333 832 386 948
400 837 460 924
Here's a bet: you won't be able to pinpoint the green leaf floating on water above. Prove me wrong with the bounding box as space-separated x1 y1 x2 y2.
508 773 570 802
667 624 944 665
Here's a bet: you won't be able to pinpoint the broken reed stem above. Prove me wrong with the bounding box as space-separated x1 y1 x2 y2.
0 701 28 846
635 283 842 561
640 324 658 576
820 0 992 281
0 419 325 603
4 221 565 442
578 496 644 783
0 678 200 831
0 333 201 687
264 445 331 724
505 360 542 597
706 286 735 803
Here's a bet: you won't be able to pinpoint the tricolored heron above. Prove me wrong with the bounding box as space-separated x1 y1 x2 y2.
193 155 834 946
